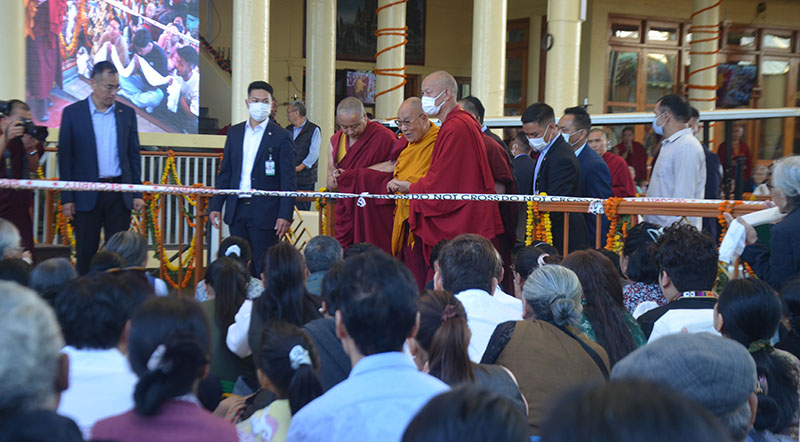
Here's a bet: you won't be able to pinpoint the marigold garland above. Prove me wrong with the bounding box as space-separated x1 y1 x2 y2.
199 35 231 74
316 187 328 235
524 194 553 246
142 151 200 289
603 197 624 252
59 0 86 59
37 167 77 254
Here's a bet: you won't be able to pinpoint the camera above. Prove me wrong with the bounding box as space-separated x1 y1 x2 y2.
0 100 49 142
20 118 49 142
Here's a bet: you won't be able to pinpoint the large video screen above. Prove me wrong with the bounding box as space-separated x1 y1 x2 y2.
25 0 200 134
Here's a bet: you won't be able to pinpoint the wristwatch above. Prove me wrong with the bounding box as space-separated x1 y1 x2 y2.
28 151 38 156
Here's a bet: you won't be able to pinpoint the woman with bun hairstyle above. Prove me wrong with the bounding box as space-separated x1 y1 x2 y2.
92 296 237 442
237 322 323 442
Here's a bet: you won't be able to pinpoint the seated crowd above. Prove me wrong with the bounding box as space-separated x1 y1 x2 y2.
2 169 800 442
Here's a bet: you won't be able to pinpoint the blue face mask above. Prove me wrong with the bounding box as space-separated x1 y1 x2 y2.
653 112 665 136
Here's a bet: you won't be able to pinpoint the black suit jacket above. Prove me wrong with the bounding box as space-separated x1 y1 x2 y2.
534 136 588 252
577 145 613 241
58 98 142 211
210 119 296 226
513 154 535 196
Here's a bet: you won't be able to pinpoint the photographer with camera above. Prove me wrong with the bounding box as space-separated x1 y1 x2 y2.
0 99 45 258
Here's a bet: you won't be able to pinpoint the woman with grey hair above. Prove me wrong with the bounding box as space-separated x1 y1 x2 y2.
104 231 168 296
740 156 800 290
481 265 610 436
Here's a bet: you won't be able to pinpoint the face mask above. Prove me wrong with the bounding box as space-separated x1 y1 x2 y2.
249 102 271 122
421 90 445 116
652 113 665 136
561 129 581 146
528 125 551 152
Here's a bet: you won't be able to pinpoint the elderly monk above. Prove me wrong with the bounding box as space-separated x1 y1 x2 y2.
328 97 397 251
388 71 502 267
385 98 439 290
459 97 517 294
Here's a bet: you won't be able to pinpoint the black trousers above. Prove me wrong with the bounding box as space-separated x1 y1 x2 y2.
74 192 130 275
295 183 314 211
229 200 278 277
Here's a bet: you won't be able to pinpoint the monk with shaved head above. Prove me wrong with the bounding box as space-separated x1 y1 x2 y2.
328 97 397 251
388 71 503 270
387 97 438 288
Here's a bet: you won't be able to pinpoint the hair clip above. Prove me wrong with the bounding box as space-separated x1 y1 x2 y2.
646 227 664 242
225 244 242 257
289 345 312 370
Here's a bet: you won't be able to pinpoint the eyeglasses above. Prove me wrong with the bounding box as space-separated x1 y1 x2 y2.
100 84 121 92
394 114 425 128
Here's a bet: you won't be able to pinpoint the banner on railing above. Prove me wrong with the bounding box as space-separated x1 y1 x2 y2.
0 178 766 210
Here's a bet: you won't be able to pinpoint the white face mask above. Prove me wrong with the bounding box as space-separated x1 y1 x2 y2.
249 102 271 122
421 90 445 116
653 112 665 136
528 125 551 152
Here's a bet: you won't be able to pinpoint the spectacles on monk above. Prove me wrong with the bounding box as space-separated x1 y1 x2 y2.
394 114 425 129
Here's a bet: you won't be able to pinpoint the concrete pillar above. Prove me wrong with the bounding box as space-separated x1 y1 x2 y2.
688 0 719 146
471 0 507 119
231 0 269 123
375 0 406 120
0 0 26 100
544 0 582 113
306 0 336 188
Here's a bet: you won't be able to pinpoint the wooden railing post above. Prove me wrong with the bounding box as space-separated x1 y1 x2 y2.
45 191 55 244
595 213 602 249
177 195 183 297
563 213 570 256
195 196 207 291
325 199 336 236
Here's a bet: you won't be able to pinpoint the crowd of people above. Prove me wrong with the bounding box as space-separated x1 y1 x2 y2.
2 63 800 441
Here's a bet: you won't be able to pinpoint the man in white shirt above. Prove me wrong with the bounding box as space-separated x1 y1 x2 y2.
54 273 141 437
174 46 199 117
645 94 707 229
435 234 522 362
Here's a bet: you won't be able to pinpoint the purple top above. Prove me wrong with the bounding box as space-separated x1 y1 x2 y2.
91 399 237 442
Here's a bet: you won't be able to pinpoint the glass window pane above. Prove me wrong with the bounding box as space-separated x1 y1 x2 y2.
612 23 640 40
609 51 639 103
648 26 677 42
760 60 789 159
505 57 523 106
607 105 637 114
507 28 527 43
645 52 676 104
763 34 791 50
727 29 756 48
716 62 757 108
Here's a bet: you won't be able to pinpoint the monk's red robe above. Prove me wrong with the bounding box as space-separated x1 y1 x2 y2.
602 151 637 197
484 133 517 293
331 120 397 251
409 108 503 263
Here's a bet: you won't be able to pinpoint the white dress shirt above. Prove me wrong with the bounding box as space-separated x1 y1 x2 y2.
493 286 524 312
645 128 706 228
239 119 269 197
456 288 523 362
226 299 254 357
58 346 138 437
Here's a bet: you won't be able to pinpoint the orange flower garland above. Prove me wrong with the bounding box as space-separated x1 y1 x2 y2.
525 194 553 246
717 200 742 244
59 0 86 59
199 35 231 74
603 197 624 252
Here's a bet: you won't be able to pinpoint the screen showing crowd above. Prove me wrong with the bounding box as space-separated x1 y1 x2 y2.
26 0 200 134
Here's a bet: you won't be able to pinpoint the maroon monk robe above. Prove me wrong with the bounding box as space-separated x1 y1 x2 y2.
484 133 517 294
331 120 397 251
409 108 503 263
26 0 64 108
390 136 428 291
602 151 637 197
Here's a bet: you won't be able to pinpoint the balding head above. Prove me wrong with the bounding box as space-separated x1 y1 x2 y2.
421 71 458 119
397 97 430 144
336 97 368 141
587 128 608 155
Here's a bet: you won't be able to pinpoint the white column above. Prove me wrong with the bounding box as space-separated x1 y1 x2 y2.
0 0 25 100
306 0 336 188
375 0 406 120
544 0 582 113
688 0 719 146
471 0 507 119
231 0 269 124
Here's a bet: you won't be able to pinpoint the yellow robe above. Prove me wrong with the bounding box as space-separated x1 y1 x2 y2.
391 124 439 255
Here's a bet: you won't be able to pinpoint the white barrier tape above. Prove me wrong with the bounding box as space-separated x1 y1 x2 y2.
0 178 766 208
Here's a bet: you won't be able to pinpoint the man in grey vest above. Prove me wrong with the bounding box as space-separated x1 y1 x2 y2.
286 100 321 210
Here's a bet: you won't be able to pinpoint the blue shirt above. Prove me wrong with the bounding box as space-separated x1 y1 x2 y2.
286 352 449 442
532 135 558 194
88 98 121 178
292 119 322 168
